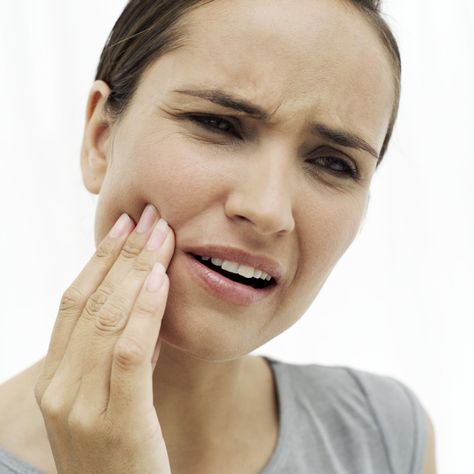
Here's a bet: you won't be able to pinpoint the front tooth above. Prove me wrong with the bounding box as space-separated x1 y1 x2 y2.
221 260 240 273
237 264 256 278
206 256 270 280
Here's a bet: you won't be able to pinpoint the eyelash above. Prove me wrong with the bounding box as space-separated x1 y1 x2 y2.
186 114 360 180
309 156 359 180
187 114 241 139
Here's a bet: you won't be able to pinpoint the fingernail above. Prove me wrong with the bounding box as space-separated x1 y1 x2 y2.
146 218 168 250
136 204 158 234
110 213 131 238
146 262 165 292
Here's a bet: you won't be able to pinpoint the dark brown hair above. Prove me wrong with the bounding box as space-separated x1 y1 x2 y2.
95 0 401 165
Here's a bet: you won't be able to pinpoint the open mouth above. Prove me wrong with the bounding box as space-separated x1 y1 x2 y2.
190 254 275 290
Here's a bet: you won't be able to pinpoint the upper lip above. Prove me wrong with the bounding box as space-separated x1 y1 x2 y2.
184 244 283 283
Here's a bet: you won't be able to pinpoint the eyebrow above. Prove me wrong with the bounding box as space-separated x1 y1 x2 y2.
311 123 379 160
172 88 380 160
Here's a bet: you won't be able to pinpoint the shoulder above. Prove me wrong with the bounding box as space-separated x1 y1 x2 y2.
271 358 431 473
345 366 428 471
343 366 437 474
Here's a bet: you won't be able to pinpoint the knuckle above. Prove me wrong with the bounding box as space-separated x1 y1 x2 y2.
94 237 116 260
59 286 84 315
132 255 154 274
120 239 142 261
83 288 110 320
40 394 66 420
113 338 147 369
134 299 159 317
94 299 129 335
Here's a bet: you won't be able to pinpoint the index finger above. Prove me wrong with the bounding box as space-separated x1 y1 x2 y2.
37 213 135 395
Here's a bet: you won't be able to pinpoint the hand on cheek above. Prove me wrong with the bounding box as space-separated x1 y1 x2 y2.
34 203 175 474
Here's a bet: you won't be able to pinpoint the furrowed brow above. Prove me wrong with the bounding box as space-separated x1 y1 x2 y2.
171 87 379 160
311 123 379 160
172 88 269 119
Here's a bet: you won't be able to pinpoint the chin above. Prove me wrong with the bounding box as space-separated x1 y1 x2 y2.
158 278 261 362
158 300 254 362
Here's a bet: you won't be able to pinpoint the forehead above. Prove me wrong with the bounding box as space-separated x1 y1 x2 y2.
143 0 394 150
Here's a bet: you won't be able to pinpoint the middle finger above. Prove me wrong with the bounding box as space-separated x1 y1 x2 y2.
54 204 165 381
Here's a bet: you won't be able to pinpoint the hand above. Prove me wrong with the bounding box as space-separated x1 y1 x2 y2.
34 204 175 474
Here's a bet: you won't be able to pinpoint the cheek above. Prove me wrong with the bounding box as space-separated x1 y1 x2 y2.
303 193 366 270
131 144 222 225
96 137 224 243
280 193 366 317
259 194 367 345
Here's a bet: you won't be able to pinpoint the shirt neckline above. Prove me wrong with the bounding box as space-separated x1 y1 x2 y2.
259 355 291 473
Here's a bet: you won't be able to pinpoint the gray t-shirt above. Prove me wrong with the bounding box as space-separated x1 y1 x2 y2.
0 356 427 473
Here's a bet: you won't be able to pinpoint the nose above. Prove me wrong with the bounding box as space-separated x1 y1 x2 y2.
224 149 296 236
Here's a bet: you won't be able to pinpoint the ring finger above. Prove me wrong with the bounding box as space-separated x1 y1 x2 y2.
73 218 173 416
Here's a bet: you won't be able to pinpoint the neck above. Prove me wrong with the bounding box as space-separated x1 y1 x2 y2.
152 342 257 458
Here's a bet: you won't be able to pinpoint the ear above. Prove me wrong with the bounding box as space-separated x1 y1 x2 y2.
80 80 114 195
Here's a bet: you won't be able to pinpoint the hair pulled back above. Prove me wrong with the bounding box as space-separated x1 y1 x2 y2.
95 0 401 164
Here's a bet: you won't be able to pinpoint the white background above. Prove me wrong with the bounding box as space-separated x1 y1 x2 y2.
1 1 473 473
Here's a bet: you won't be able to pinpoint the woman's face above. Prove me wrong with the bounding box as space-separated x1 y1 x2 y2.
81 0 394 360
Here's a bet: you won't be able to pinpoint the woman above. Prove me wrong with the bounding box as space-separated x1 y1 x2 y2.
0 0 437 473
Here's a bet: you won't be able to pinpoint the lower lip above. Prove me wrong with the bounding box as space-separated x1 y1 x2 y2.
184 253 278 306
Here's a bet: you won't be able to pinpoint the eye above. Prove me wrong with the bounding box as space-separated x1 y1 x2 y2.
309 156 359 180
187 114 241 139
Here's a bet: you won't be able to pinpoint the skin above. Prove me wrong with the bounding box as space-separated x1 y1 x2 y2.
0 0 437 473
81 0 393 470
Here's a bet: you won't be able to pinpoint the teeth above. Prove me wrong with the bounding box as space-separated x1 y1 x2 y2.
221 260 240 273
200 255 272 281
237 264 256 278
